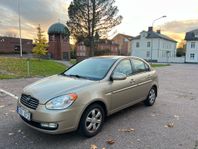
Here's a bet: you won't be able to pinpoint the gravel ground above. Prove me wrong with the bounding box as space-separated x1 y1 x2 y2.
0 64 198 149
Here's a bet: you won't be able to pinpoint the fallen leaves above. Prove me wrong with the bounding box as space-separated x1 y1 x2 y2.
90 144 97 149
0 105 5 108
9 110 15 113
106 139 116 145
90 144 106 149
174 115 180 120
90 138 116 148
118 128 135 132
164 122 174 128
17 129 21 133
8 133 14 136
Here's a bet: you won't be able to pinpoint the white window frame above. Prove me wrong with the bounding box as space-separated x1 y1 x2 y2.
146 51 150 57
147 42 150 48
191 42 195 49
136 42 140 48
190 53 195 60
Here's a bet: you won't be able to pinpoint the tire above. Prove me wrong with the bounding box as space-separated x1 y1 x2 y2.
79 104 105 137
144 87 157 106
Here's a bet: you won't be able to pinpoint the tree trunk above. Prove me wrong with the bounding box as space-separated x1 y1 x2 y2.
90 0 96 57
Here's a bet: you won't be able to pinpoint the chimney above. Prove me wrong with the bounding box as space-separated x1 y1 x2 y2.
148 27 153 32
157 30 161 34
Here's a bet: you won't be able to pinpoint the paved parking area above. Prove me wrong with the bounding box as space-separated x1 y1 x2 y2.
0 64 198 149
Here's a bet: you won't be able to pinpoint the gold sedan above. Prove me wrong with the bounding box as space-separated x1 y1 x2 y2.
17 56 158 137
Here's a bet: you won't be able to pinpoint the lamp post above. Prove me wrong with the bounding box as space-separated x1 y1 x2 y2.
150 15 167 62
18 0 23 57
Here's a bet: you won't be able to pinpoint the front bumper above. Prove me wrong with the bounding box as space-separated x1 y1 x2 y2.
17 100 83 134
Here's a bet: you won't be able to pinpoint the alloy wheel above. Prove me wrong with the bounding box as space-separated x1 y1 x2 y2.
85 108 102 133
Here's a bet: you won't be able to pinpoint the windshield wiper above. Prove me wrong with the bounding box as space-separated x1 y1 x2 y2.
64 74 88 79
62 74 98 81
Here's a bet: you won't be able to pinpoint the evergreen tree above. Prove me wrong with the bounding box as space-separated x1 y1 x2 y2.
32 24 48 59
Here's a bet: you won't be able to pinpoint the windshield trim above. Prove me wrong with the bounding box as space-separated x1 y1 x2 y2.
61 58 118 81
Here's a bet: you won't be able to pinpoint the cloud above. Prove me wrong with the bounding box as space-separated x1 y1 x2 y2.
0 0 69 39
161 19 198 33
156 19 198 42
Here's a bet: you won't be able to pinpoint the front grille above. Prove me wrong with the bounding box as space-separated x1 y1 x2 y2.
20 94 39 110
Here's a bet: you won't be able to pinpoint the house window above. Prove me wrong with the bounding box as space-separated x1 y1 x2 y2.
136 42 140 48
190 53 195 60
191 42 195 49
147 42 150 47
146 51 150 57
195 33 198 38
124 38 128 42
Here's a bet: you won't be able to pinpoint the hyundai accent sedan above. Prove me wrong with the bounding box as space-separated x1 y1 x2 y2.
17 56 158 137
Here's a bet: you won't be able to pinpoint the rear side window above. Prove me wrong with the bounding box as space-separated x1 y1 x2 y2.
114 59 133 76
131 59 150 73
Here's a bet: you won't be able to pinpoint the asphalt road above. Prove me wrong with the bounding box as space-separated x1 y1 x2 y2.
0 64 198 149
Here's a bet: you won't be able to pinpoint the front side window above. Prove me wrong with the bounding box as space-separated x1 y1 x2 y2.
114 59 132 76
132 59 149 73
64 58 116 80
191 42 195 49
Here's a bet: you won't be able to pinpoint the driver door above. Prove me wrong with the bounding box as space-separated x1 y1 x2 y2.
110 59 138 112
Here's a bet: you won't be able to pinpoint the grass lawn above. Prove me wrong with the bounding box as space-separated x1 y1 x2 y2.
0 57 67 79
151 63 170 68
70 59 77 65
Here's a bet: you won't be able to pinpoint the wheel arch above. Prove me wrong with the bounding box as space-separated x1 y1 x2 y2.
152 84 158 96
77 99 108 129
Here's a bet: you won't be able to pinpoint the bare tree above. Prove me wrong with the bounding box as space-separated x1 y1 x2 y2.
67 0 122 56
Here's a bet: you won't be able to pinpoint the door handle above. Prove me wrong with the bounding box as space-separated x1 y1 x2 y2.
147 75 151 79
130 79 135 84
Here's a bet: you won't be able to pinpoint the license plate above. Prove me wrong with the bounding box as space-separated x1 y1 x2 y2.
17 106 31 121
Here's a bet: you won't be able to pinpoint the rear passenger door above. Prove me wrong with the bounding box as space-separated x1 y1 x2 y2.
131 58 153 100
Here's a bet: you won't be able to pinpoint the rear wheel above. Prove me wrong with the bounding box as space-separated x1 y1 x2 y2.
79 104 105 137
144 87 157 106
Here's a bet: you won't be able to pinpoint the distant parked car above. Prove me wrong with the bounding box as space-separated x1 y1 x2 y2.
17 56 158 137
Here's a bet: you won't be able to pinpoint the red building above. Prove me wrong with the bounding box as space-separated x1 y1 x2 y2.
0 36 33 53
48 23 71 60
95 39 119 55
112 33 133 56
76 39 119 61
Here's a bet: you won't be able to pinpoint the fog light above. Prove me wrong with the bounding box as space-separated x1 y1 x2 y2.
48 123 58 128
41 123 58 129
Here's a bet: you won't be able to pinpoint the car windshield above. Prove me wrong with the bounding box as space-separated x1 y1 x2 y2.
64 58 117 80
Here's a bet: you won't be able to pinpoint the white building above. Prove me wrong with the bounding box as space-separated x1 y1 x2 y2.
131 27 177 62
185 29 198 63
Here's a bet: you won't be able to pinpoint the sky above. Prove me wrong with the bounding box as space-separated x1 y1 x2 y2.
0 0 198 43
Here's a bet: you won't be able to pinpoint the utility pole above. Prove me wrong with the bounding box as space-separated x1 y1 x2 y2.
18 0 23 57
150 15 167 62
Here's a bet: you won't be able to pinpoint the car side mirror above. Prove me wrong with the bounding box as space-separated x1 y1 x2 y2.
111 72 127 81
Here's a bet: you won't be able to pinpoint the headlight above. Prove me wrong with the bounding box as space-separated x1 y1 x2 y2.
46 93 78 110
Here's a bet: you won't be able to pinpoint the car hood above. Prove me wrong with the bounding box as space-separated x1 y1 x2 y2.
23 75 95 104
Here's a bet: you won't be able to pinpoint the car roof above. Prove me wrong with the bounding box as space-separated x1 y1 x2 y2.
91 55 141 60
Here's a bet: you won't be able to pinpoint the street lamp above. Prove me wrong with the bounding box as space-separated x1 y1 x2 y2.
152 16 167 27
150 15 167 62
18 0 23 57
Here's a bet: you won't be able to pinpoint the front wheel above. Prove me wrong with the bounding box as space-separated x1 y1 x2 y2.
79 104 105 137
144 87 157 106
